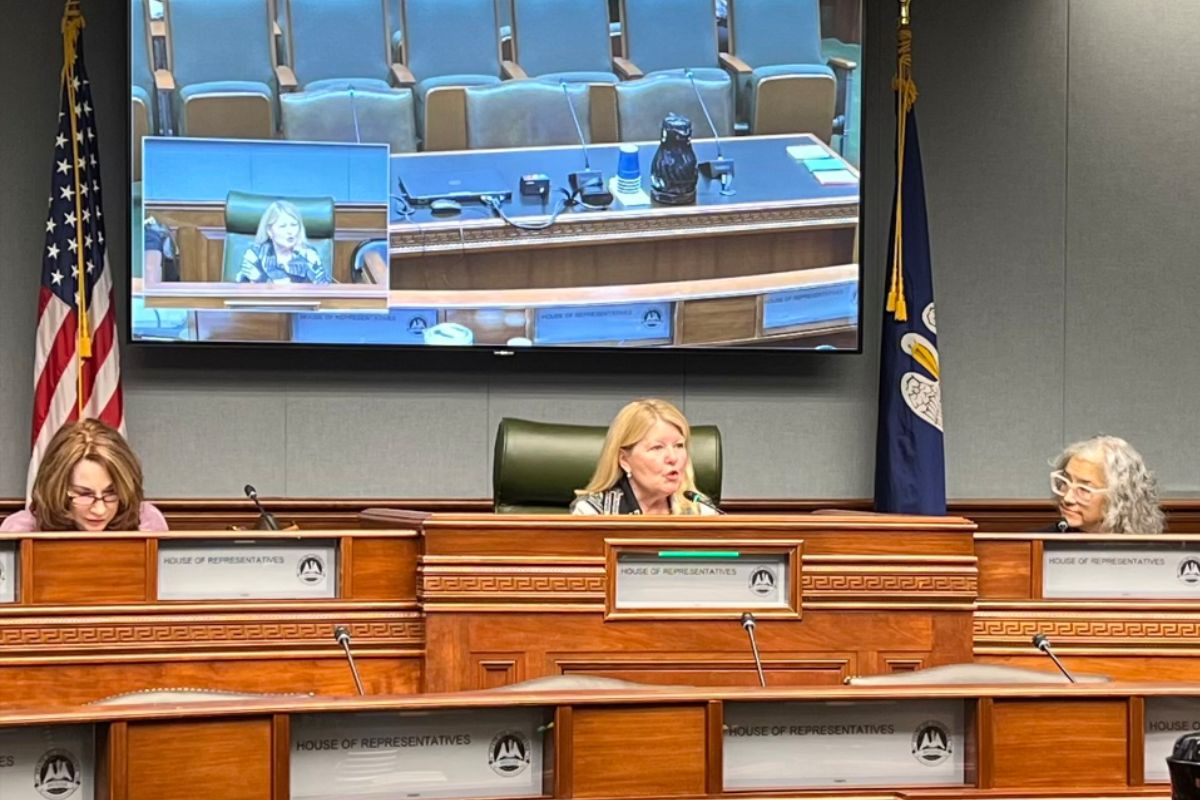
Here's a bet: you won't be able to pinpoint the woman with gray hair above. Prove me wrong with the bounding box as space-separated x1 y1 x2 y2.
1048 435 1165 533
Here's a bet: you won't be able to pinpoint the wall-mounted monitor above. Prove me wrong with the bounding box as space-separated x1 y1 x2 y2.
129 0 864 352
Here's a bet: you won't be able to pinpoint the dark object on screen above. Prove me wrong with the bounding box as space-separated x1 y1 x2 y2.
650 113 698 205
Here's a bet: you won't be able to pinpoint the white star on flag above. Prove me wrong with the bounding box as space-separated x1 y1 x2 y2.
50 270 63 285
55 133 67 148
64 211 76 226
59 185 73 201
47 243 60 259
45 218 56 233
56 159 70 175
67 238 78 253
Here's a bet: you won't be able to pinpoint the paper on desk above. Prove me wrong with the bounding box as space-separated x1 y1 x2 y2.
802 156 846 172
786 143 829 161
813 169 858 185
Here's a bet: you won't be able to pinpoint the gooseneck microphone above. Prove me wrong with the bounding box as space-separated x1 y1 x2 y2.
741 612 767 687
684 69 735 194
1032 633 1076 683
334 625 366 696
347 83 362 144
1056 519 1069 532
683 490 724 515
243 484 280 531
560 81 612 207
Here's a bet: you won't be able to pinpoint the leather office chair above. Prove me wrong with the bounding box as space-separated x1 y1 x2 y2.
400 0 503 149
351 239 389 285
285 0 403 92
162 0 283 138
507 0 618 85
726 0 854 141
614 72 733 142
492 417 723 514
132 0 155 182
280 87 417 152
220 191 336 283
464 81 596 149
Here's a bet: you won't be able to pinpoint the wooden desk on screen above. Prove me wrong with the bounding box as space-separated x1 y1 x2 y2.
398 513 978 691
0 683 1191 800
974 532 1200 681
0 529 421 704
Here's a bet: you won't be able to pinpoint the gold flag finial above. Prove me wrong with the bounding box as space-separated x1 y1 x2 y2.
899 0 912 28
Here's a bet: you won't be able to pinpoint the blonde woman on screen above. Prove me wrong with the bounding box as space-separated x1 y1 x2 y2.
236 200 329 285
2 419 167 532
571 399 718 516
1047 435 1164 533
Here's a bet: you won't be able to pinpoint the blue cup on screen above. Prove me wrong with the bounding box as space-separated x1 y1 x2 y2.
617 144 640 194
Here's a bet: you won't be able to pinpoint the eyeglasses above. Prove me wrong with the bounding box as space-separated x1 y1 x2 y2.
1050 470 1108 502
67 490 120 508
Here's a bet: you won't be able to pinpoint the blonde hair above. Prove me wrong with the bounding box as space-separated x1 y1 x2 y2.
29 419 145 531
254 200 308 248
578 398 699 514
1052 435 1164 534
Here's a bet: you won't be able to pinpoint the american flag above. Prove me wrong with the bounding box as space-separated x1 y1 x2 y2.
27 8 123 494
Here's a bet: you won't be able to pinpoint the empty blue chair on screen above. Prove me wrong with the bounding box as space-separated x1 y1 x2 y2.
162 0 281 139
131 0 156 181
465 81 596 149
725 0 854 142
616 0 732 89
400 0 503 147
351 239 389 285
614 72 733 143
285 0 404 92
505 0 618 85
221 191 336 283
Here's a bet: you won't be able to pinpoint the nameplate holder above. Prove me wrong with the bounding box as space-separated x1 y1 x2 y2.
723 699 967 789
1042 540 1200 598
1145 696 1200 782
0 541 16 604
157 539 338 600
290 707 551 799
605 539 801 620
0 724 94 799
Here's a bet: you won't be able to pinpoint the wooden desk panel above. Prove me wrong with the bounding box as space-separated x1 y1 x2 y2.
415 514 977 692
0 684 1193 800
975 533 1200 681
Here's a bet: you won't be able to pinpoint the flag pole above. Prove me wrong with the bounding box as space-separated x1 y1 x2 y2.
61 0 92 418
887 0 916 322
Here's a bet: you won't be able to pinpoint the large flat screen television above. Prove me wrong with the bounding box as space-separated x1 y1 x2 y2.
129 0 863 352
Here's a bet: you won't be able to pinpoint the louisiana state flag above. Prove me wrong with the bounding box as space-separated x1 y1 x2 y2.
873 27 945 515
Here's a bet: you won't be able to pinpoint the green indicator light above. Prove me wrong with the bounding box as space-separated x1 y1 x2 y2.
656 550 741 559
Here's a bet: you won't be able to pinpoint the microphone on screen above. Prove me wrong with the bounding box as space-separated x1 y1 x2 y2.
243 484 281 531
683 490 724 515
1055 519 1069 532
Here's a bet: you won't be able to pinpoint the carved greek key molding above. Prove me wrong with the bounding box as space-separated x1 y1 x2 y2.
0 618 424 651
802 574 977 596
974 615 1200 644
422 573 606 597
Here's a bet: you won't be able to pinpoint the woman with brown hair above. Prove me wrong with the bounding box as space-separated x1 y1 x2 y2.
2 419 167 532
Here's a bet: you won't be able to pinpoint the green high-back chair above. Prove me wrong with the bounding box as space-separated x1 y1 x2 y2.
493 417 723 514
221 190 336 282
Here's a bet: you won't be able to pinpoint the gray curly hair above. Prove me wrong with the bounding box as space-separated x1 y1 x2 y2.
1052 435 1165 533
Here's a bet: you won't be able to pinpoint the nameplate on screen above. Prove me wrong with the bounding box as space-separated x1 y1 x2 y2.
290 707 549 799
1145 697 1200 782
1042 542 1200 598
157 540 338 600
763 281 858 330
292 309 437 345
724 700 966 789
0 542 15 603
614 551 789 610
534 302 670 345
0 725 94 800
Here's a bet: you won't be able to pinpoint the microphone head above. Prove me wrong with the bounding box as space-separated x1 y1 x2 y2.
334 625 351 644
683 490 701 502
243 484 257 500
1056 519 1069 532
740 611 756 630
1032 633 1049 651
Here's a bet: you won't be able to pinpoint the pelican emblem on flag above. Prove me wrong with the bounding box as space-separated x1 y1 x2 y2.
899 303 941 432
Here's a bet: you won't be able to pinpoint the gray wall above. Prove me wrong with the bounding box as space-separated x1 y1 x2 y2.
1 0 1198 501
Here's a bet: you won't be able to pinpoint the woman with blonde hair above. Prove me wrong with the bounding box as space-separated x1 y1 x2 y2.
571 399 718 515
236 200 329 284
1 419 167 532
1047 435 1164 533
